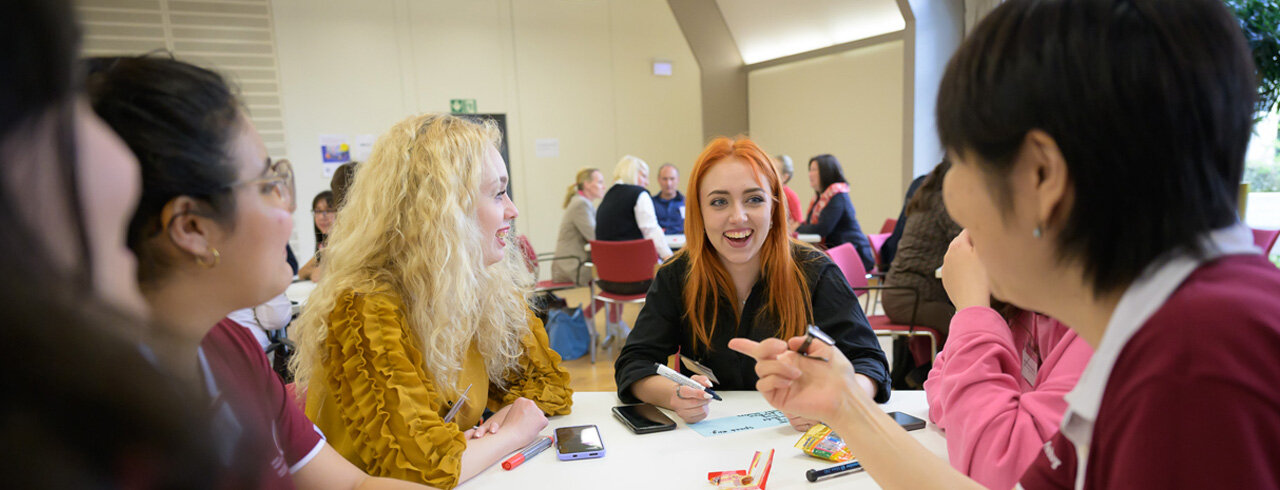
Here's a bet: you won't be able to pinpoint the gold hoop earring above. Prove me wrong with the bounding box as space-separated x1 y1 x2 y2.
196 247 220 268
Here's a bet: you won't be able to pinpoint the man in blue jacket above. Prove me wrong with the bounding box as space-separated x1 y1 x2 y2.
652 163 684 234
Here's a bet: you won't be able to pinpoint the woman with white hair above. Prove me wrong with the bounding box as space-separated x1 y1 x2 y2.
291 113 573 489
596 155 673 292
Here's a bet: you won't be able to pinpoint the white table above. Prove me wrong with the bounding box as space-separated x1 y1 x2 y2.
468 391 945 489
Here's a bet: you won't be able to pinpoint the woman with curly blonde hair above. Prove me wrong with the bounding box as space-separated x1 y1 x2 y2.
291 113 573 489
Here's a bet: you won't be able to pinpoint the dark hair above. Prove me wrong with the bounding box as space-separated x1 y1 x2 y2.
0 1 226 487
0 0 90 286
85 55 243 284
330 161 359 210
936 0 1256 295
904 158 951 216
312 190 333 252
808 154 847 191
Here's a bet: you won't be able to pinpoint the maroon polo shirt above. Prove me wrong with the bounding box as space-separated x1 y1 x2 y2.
201 318 325 489
1020 255 1280 489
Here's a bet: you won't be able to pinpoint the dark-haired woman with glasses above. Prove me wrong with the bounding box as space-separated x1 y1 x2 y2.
88 54 437 490
299 190 335 281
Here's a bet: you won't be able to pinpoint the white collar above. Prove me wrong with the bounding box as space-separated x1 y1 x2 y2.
1060 223 1258 448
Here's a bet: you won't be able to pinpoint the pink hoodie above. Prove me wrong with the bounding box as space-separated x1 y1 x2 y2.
923 306 1093 490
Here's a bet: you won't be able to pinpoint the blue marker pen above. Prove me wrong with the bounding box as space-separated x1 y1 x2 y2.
806 461 863 482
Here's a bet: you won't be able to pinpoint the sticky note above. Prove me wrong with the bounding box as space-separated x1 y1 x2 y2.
690 410 789 437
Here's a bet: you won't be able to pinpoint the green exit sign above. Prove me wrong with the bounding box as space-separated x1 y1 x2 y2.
450 99 477 114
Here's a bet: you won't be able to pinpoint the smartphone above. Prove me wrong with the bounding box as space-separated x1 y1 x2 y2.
612 404 677 434
887 411 926 431
554 425 606 461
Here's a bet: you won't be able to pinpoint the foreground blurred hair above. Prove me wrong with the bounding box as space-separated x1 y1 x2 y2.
936 0 1255 295
291 113 533 393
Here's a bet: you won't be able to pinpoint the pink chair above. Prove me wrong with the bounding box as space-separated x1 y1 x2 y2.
589 239 659 355
827 243 940 367
1253 228 1280 256
865 218 897 277
516 235 589 295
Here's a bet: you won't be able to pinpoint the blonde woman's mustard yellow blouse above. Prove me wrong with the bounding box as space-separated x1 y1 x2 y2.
305 288 573 489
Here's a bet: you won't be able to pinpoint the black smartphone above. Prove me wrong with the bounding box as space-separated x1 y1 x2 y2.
887 411 926 431
611 404 677 434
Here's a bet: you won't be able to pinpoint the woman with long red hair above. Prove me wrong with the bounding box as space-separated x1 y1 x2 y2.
613 137 888 427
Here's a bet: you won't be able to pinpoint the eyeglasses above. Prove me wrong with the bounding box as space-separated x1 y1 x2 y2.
224 158 295 209
312 210 335 217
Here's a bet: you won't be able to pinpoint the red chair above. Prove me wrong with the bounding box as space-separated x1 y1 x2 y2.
879 218 897 234
516 235 589 295
827 243 940 368
1253 228 1280 256
589 239 659 355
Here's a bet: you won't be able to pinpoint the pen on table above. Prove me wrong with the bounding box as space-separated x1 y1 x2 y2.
502 436 554 470
654 362 722 401
806 461 864 482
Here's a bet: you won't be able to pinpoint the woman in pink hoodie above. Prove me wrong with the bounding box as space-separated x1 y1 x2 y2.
923 231 1093 490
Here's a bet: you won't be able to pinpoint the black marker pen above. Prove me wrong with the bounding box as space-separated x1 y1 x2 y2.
806 461 863 482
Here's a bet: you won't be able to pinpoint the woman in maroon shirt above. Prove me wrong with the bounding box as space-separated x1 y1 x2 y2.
731 0 1280 488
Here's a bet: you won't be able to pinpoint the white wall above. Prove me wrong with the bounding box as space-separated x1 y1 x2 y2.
271 0 703 265
748 40 906 235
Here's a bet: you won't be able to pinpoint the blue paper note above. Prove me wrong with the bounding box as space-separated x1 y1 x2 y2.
689 409 789 437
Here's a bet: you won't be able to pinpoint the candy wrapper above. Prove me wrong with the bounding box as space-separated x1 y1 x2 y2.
707 449 774 489
793 424 854 462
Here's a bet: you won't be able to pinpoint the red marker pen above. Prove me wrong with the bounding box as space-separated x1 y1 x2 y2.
502 436 554 470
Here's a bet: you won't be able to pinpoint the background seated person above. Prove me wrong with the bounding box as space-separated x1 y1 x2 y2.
298 190 334 281
882 159 963 335
596 154 673 294
772 154 803 225
651 163 685 235
795 154 875 271
614 136 889 429
552 167 604 285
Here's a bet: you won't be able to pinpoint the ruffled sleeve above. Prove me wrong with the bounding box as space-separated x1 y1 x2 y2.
488 309 574 415
309 291 468 489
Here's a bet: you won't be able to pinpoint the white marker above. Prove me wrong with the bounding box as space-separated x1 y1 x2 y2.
654 363 722 401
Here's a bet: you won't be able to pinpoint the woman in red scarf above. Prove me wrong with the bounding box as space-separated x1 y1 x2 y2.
795 154 875 271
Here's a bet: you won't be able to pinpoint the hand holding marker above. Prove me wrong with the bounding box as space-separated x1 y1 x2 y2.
654 363 722 401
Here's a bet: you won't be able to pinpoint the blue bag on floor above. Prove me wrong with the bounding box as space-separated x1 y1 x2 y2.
545 306 590 361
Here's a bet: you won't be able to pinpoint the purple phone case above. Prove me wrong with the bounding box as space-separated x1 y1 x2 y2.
555 425 605 461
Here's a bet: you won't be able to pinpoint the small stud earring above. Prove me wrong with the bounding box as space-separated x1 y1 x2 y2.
1032 227 1043 239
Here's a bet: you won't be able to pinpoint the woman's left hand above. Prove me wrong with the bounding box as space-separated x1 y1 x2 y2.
465 402 515 440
